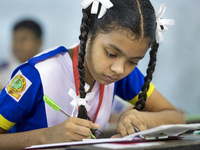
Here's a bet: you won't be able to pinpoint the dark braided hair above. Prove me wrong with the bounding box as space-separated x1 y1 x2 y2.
77 8 91 120
134 41 159 110
78 0 159 120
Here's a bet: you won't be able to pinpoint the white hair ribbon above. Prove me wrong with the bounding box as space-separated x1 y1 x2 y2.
81 0 113 19
156 4 175 43
69 84 95 117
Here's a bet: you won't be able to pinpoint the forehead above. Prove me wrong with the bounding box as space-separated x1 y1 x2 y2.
14 28 36 37
93 29 150 57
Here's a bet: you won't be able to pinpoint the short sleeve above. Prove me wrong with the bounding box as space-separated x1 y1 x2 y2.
0 63 42 130
114 67 155 105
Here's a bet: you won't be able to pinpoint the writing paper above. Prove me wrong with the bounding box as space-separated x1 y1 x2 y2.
26 123 200 149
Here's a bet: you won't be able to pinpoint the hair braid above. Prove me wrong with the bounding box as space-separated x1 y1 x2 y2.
134 41 159 111
77 9 91 120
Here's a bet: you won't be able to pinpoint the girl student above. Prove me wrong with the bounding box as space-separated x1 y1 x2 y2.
0 0 185 149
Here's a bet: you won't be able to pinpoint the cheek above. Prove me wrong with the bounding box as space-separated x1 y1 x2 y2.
123 65 137 78
94 56 112 72
85 52 96 73
90 55 104 72
86 53 109 77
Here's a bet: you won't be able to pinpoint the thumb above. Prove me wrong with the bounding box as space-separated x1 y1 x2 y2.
91 123 100 129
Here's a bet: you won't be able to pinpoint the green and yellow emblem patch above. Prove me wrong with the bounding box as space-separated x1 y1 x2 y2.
10 75 26 93
6 70 32 102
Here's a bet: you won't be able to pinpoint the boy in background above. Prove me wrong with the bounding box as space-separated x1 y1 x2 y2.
0 19 43 90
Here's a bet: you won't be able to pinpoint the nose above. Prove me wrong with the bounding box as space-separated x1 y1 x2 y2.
110 59 125 74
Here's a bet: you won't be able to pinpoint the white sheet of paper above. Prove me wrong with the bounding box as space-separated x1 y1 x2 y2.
123 123 200 139
94 141 164 149
25 123 200 149
25 138 134 149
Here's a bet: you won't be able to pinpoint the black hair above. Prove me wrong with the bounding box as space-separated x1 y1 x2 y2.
13 20 42 38
78 0 158 121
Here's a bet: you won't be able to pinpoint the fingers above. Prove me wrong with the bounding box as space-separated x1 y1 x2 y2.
132 114 147 131
48 117 100 143
111 134 122 138
91 123 100 129
70 117 100 129
117 118 136 137
66 117 100 140
116 110 147 137
70 131 91 141
116 124 127 137
73 124 92 136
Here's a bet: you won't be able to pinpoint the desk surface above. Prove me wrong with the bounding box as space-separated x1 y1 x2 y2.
41 133 200 150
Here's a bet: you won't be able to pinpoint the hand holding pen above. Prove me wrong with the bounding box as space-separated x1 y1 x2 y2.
115 109 147 137
43 95 100 140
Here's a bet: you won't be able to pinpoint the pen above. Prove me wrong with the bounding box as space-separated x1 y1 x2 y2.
134 127 145 139
43 95 96 139
43 95 70 117
134 127 140 133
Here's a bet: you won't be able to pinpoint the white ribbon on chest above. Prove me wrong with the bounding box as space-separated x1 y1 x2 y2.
69 84 95 117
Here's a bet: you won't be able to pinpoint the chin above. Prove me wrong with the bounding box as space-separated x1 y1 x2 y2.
98 79 114 85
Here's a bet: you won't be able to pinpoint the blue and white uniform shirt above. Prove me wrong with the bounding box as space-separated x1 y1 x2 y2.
0 46 155 133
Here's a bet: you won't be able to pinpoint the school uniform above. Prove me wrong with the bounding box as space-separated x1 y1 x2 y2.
0 46 155 133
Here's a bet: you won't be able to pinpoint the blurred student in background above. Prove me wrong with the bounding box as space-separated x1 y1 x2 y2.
0 19 43 90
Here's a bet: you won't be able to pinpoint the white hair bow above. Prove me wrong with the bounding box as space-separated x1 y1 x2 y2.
156 4 175 43
81 0 113 19
69 84 95 117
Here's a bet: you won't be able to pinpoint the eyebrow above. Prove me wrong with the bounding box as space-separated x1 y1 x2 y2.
108 44 144 59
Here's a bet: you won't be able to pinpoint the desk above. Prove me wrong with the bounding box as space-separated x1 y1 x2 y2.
40 133 200 150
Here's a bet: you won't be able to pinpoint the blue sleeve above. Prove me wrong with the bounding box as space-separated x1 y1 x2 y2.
0 63 43 130
114 67 144 100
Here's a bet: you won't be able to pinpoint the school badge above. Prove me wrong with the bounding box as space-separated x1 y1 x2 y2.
6 70 32 102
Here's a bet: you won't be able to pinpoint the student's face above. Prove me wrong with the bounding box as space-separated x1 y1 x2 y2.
12 28 42 63
85 30 150 85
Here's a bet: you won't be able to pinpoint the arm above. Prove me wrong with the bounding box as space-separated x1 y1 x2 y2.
141 89 185 127
114 89 186 137
0 117 100 150
0 126 48 150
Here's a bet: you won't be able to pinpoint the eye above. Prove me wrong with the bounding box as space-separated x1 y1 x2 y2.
128 60 138 65
106 50 117 57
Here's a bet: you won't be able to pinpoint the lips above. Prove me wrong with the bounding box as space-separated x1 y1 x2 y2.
104 75 118 83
